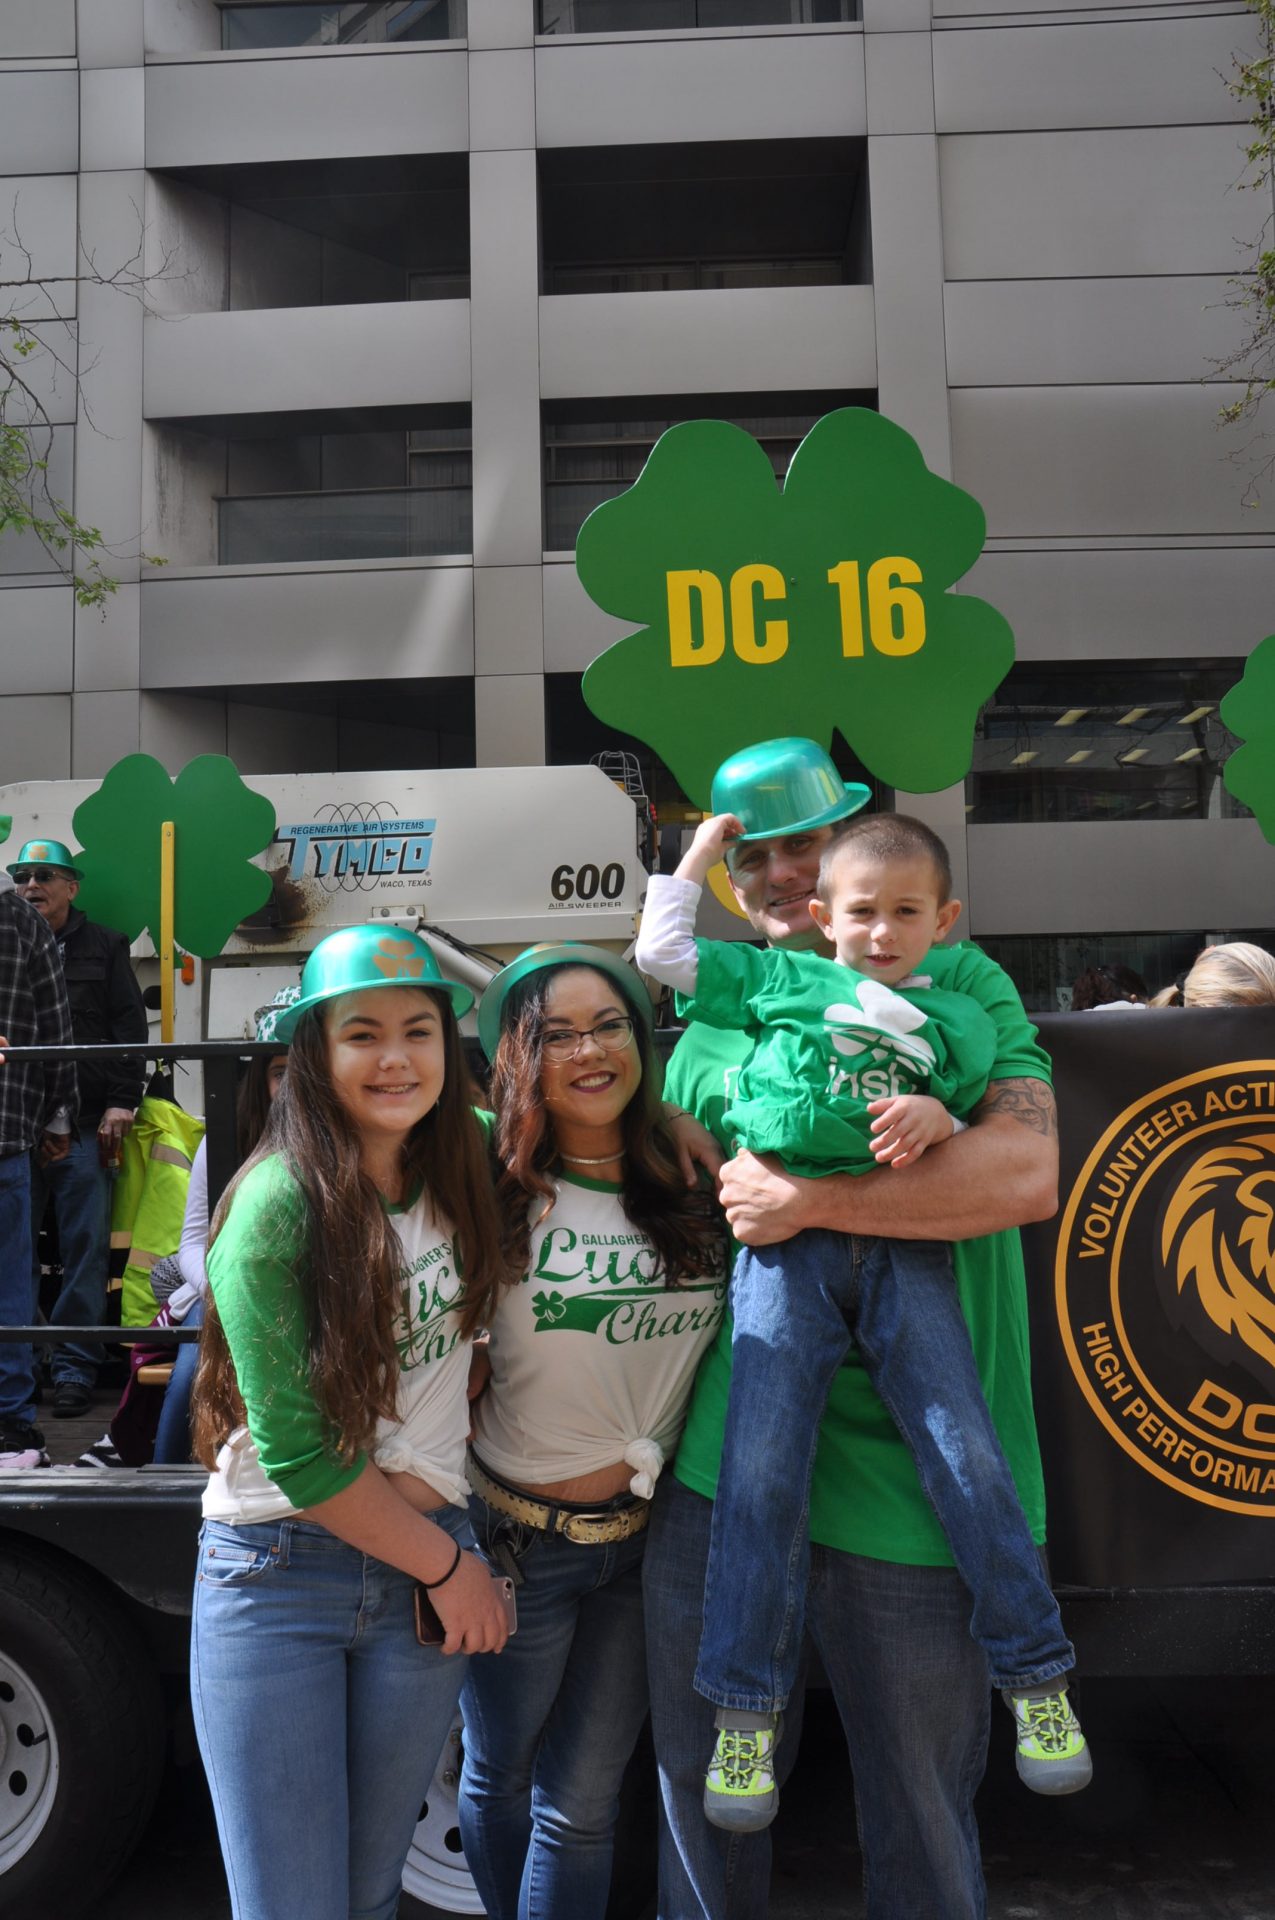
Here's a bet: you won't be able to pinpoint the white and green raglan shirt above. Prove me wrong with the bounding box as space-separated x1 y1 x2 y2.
203 1153 474 1525
471 1171 728 1498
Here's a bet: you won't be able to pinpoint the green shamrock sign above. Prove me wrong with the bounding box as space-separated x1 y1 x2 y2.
1221 636 1275 843
72 754 276 956
578 408 1014 800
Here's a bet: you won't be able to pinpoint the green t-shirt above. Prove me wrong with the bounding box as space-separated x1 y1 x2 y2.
678 940 999 1178
667 939 1050 1567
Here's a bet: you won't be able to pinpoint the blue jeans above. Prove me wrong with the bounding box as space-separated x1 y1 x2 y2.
30 1127 112 1385
697 1229 1072 1708
459 1487 651 1920
153 1296 202 1464
645 1474 992 1920
0 1151 36 1428
190 1507 473 1920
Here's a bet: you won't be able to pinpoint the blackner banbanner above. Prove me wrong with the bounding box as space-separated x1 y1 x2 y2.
1025 1008 1275 1589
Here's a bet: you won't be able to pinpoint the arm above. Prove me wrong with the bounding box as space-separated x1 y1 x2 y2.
174 1139 210 1298
102 932 149 1127
211 1165 506 1654
720 1077 1058 1247
636 875 703 997
299 1466 508 1657
635 814 747 996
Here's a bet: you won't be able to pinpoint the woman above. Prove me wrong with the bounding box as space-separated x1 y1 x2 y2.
459 942 728 1920
1070 963 1148 1011
190 925 509 1920
1182 941 1275 1007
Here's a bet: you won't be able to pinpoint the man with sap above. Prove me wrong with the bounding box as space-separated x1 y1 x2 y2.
13 841 148 1418
643 738 1062 1920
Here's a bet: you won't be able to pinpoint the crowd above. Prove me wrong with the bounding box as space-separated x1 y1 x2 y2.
3 750 1275 1920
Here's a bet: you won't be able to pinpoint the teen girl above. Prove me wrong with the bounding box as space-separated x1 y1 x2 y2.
190 925 508 1920
458 943 727 1920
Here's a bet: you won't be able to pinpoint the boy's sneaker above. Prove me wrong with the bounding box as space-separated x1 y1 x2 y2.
0 1422 51 1470
1005 1686 1092 1795
704 1710 782 1832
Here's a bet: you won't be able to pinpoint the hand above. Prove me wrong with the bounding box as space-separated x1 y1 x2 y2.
867 1094 954 1170
664 1105 725 1188
675 812 746 886
0 1032 7 1062
718 1148 809 1246
98 1107 135 1152
39 1130 71 1165
430 1547 511 1657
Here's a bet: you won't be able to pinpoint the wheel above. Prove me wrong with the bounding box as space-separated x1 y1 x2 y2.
0 1542 166 1920
400 1714 484 1916
398 1711 657 1920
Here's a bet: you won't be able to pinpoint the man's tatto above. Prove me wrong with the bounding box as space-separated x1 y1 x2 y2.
978 1078 1059 1139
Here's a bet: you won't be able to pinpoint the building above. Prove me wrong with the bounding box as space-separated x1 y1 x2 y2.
1 0 1272 1004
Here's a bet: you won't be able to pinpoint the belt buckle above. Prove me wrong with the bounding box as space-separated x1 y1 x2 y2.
559 1510 616 1543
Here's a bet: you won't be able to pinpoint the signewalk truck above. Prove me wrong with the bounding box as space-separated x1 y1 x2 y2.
2 833 1274 1910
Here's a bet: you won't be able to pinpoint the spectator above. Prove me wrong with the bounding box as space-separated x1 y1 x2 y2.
1182 942 1275 1008
1070 963 1149 1011
0 886 78 1469
11 839 148 1418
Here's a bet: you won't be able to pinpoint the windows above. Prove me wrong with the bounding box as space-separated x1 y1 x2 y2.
542 390 873 550
967 663 1248 826
540 139 870 296
537 1 856 33
219 2 465 50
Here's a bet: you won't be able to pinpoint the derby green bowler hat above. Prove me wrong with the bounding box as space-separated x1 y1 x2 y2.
478 942 653 1061
7 838 84 880
273 925 473 1042
710 738 872 844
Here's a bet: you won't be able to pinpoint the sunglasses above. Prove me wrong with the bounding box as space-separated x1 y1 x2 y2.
14 868 65 884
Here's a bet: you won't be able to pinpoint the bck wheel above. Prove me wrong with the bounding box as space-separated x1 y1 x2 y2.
0 1543 165 1920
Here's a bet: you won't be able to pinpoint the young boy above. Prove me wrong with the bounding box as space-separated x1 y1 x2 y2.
635 810 1090 1832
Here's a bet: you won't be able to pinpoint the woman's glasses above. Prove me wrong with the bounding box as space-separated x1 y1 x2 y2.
538 1017 636 1062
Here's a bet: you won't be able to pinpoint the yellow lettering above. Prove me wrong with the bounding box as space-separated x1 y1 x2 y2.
1188 1379 1243 1431
729 564 788 665
1242 1402 1275 1443
667 570 726 668
867 556 926 657
827 560 864 657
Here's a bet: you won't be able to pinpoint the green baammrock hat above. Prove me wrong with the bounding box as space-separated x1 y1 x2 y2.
477 942 654 1061
7 838 84 880
273 925 474 1043
254 984 301 1047
710 738 872 844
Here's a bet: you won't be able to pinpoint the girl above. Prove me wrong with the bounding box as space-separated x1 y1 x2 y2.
190 925 509 1920
459 942 727 1920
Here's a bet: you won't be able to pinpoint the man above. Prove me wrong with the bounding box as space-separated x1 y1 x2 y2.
642 737 1059 1920
0 880 77 1468
12 840 148 1417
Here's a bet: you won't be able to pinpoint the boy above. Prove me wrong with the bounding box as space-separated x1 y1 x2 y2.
636 810 1090 1833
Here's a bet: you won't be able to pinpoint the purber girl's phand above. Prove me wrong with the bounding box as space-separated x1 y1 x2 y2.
458 944 727 1920
636 799 1091 1833
189 925 509 1920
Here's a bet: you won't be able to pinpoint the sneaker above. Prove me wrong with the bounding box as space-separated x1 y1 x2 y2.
704 1711 782 1832
1006 1686 1093 1795
0 1423 51 1470
51 1381 93 1418
74 1433 125 1470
